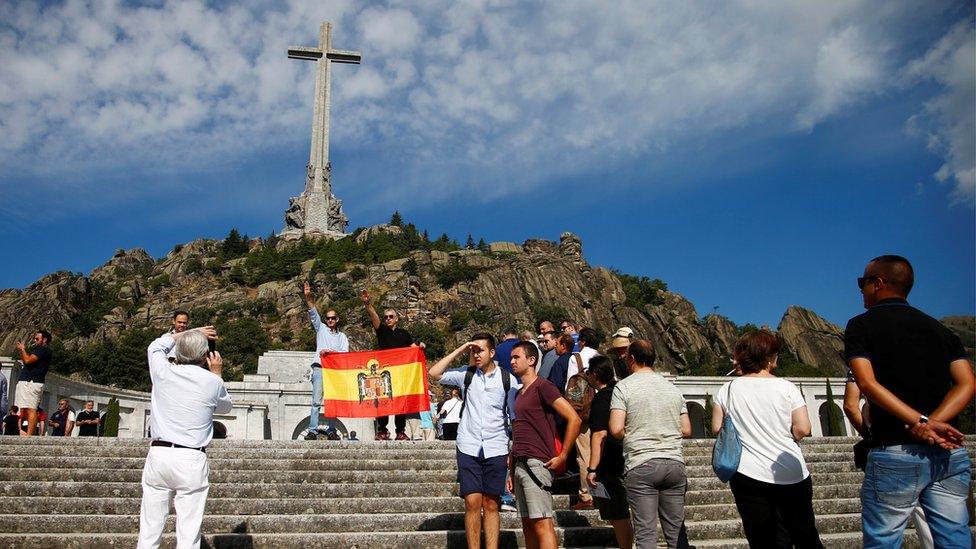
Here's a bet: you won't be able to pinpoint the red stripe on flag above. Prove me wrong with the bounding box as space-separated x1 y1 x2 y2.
324 393 430 418
321 347 425 371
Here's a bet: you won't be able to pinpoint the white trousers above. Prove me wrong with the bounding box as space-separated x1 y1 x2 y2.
137 446 210 549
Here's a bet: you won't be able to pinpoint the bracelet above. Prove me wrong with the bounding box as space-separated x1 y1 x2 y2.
586 467 597 474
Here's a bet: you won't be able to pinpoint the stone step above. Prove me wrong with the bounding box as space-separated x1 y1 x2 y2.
693 529 941 549
687 483 860 505
0 527 614 549
0 511 866 539
0 444 908 465
0 455 460 472
0 465 872 489
0 467 459 484
1 526 957 549
0 455 875 477
1 480 865 503
0 496 864 521
0 435 890 451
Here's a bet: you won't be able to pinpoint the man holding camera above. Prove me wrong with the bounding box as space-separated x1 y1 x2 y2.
137 326 233 549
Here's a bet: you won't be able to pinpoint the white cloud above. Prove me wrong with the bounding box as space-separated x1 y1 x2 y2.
0 0 971 209
904 20 976 204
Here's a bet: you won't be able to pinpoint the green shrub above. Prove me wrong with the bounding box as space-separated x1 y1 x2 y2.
349 266 367 281
434 260 479 288
409 322 447 361
528 300 569 331
183 258 204 275
146 273 170 294
775 350 832 377
449 307 498 332
102 398 120 437
613 271 667 308
215 317 272 380
403 258 418 276
220 228 250 259
68 280 123 337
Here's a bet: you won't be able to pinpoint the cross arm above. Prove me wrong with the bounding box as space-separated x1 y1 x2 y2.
327 49 362 64
288 46 323 61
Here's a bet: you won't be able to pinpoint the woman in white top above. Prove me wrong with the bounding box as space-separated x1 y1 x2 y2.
438 388 463 441
712 330 823 548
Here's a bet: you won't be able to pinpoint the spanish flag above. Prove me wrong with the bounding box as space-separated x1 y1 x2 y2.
321 347 431 418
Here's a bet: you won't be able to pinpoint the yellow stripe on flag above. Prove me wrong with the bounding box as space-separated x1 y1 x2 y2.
322 361 427 401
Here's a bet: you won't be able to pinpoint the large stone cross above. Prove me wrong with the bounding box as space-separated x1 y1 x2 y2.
283 22 360 236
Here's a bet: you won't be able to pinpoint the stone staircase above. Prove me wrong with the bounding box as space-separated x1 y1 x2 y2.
0 436 972 548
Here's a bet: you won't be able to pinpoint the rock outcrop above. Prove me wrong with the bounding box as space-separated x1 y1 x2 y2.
777 306 846 376
3 226 967 380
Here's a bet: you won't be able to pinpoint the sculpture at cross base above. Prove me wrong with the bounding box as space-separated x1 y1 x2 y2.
281 21 360 238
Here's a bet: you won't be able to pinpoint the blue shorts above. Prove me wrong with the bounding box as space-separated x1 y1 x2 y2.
457 449 508 498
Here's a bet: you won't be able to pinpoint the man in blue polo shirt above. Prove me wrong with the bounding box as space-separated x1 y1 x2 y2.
845 254 974 548
429 332 520 549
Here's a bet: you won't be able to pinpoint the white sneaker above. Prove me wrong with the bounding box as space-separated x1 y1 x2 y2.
500 503 517 512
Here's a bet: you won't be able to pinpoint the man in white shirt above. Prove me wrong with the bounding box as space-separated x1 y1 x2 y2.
429 333 520 549
303 282 350 440
138 326 233 549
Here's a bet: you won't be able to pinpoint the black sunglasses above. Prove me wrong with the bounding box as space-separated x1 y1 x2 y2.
857 276 881 289
384 314 396 319
325 316 338 320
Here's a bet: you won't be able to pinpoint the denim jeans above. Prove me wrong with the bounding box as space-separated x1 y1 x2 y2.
308 364 335 432
861 444 972 548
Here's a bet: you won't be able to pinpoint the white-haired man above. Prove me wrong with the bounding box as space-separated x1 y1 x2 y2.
138 326 233 549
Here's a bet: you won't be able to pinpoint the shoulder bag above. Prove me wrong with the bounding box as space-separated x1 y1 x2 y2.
711 380 742 483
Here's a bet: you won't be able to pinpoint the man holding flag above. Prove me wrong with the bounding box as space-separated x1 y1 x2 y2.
361 289 419 440
429 333 520 549
303 282 349 440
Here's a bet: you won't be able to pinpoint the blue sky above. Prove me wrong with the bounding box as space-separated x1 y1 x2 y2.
1 0 973 329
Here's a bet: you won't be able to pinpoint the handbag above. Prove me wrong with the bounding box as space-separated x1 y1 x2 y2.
711 380 742 483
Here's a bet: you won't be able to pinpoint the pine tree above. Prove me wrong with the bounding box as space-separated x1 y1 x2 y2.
389 211 403 227
466 234 475 249
824 378 844 436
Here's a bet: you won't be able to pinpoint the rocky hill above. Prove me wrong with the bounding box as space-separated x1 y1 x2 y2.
1 223 970 389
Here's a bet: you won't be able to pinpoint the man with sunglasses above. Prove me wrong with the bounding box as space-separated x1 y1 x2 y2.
560 320 580 352
303 282 349 440
14 330 53 436
362 289 418 440
845 255 974 547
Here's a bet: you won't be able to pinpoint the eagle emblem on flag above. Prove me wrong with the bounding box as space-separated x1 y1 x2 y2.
357 359 393 407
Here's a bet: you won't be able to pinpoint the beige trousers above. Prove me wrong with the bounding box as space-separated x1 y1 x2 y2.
576 425 592 501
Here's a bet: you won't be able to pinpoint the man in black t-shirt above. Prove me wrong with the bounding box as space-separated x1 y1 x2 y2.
845 255 974 547
3 406 20 435
48 399 75 436
585 355 633 549
75 400 100 437
361 289 421 440
14 330 53 436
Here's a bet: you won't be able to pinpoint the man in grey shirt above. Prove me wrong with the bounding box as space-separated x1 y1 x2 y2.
609 340 691 549
536 331 559 380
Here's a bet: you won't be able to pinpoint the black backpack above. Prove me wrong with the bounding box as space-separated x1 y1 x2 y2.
458 366 512 437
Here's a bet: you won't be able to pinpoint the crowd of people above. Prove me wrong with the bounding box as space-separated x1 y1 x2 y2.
4 254 973 549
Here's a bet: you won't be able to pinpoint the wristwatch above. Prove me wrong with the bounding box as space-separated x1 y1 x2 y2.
918 414 929 424
586 467 597 473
